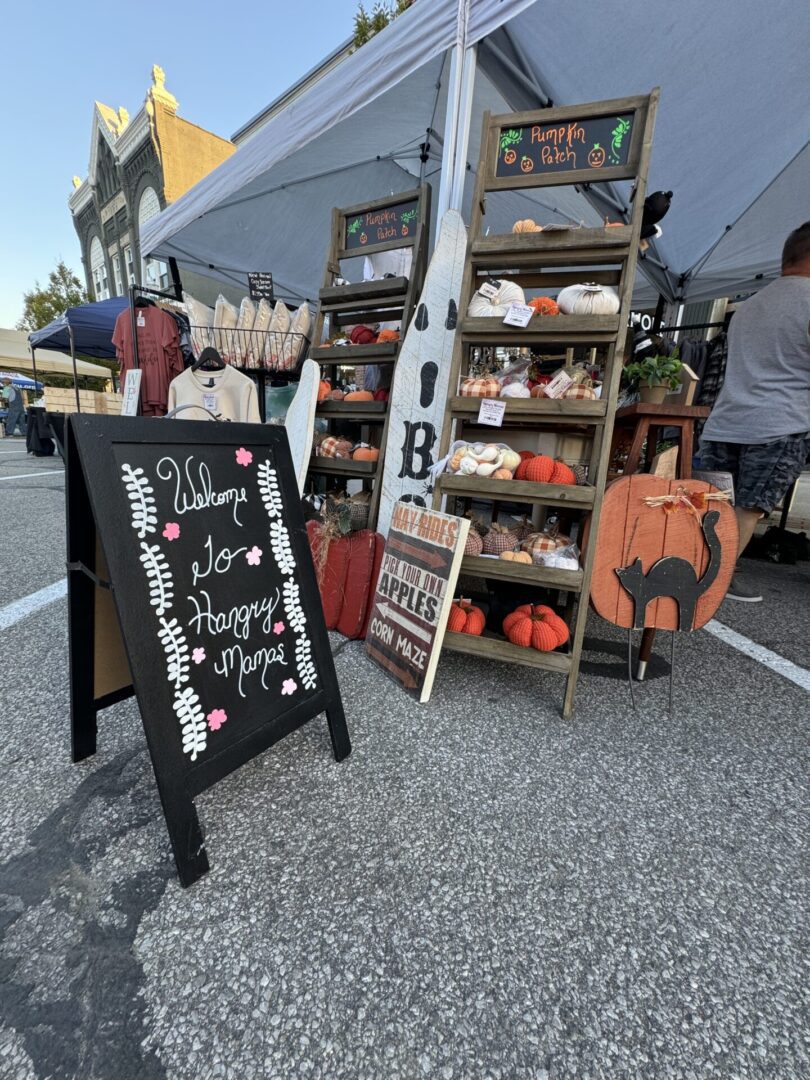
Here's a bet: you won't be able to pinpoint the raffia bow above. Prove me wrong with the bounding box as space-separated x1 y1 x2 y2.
642 487 732 516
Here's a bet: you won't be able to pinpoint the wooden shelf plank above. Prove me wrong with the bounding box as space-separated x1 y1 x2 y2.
438 475 595 509
460 555 583 592
443 631 572 673
310 342 399 364
472 226 632 256
308 458 378 478
316 401 388 421
450 396 606 423
319 277 409 304
461 315 619 341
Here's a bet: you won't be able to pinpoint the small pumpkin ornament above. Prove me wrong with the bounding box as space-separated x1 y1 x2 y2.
511 515 534 541
503 604 570 651
499 550 532 564
549 461 577 486
522 531 569 556
345 390 374 401
318 436 353 459
556 283 621 316
524 455 555 483
460 377 500 398
317 379 331 402
350 325 377 345
512 219 543 233
464 529 484 556
482 522 520 555
376 328 400 343
528 296 560 317
352 444 379 462
447 601 486 635
492 468 513 480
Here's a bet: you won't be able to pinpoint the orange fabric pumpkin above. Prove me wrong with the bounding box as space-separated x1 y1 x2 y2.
514 455 534 481
528 296 560 316
492 468 513 480
524 455 554 483
499 550 532 564
317 380 331 402
377 329 400 342
549 461 577 486
447 601 486 635
503 604 569 651
352 445 379 462
344 390 374 401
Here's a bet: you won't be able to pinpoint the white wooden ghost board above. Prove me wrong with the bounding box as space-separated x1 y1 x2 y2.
376 210 467 538
285 358 319 495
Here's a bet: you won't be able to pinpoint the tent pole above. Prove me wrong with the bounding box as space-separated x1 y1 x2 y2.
30 346 39 393
449 45 477 212
68 325 80 413
436 46 463 220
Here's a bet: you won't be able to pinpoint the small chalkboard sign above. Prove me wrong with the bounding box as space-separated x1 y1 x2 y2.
495 113 634 178
247 272 275 302
343 198 419 252
66 415 350 887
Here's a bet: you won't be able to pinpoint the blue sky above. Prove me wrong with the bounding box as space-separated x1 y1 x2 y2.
0 0 359 327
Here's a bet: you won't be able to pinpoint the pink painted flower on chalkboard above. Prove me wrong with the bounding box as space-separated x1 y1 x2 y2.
281 678 297 696
192 647 206 665
245 545 263 566
162 522 180 541
235 447 253 467
273 621 285 635
207 708 227 731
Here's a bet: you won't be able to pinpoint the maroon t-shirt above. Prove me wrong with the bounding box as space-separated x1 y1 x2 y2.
113 307 184 416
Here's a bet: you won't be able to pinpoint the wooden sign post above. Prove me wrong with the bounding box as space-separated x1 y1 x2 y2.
66 414 350 887
365 503 469 702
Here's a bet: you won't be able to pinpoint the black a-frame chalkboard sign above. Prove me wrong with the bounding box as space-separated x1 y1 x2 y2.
66 414 350 886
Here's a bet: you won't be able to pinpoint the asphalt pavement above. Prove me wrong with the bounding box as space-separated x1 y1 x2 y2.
0 442 807 1078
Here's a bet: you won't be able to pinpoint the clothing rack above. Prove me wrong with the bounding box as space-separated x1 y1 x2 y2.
656 320 727 335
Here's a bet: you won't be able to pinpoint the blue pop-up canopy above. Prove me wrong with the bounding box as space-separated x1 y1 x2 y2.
28 296 128 359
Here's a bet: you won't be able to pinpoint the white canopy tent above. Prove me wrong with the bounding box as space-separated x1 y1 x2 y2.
0 330 112 381
142 0 810 308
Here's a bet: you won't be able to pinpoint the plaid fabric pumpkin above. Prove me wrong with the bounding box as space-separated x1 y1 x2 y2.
318 436 353 459
460 377 500 398
482 523 519 555
563 384 597 401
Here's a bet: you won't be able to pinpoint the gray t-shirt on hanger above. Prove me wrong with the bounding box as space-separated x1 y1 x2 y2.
702 275 810 444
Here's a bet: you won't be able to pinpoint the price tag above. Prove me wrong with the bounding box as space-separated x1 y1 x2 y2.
542 370 575 399
203 393 218 412
136 312 146 327
477 398 506 427
502 303 533 327
478 279 500 300
121 369 142 416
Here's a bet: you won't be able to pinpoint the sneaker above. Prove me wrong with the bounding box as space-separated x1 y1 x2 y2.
726 573 763 603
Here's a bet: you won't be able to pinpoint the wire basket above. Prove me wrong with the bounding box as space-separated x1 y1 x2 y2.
188 325 310 375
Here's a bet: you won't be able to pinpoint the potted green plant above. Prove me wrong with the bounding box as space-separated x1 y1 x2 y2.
624 352 683 404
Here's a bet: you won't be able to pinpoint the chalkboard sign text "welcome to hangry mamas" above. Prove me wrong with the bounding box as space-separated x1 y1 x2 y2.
496 113 634 177
343 198 419 251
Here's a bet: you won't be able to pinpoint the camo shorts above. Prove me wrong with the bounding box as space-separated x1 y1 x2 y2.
699 433 809 514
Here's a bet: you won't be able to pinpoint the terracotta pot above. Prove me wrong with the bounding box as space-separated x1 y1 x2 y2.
639 383 669 404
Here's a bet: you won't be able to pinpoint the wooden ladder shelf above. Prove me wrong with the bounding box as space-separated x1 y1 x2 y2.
433 92 660 718
306 186 431 526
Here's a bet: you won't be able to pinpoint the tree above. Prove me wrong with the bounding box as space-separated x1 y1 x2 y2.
16 260 89 332
353 0 413 47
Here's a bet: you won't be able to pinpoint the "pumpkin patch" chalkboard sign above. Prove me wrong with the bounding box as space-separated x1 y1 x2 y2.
343 198 419 253
495 112 634 178
66 415 350 886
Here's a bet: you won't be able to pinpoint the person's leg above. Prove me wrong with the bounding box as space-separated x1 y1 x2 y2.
735 505 762 557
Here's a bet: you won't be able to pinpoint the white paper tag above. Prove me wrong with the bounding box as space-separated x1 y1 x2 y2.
478 280 500 300
121 369 142 416
503 303 533 327
202 393 218 412
136 313 146 327
477 399 506 427
543 370 575 399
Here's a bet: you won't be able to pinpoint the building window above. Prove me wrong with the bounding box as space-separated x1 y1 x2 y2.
112 253 124 296
89 235 109 300
124 246 135 285
138 186 169 291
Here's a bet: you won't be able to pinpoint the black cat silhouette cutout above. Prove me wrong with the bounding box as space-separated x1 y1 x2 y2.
615 510 722 631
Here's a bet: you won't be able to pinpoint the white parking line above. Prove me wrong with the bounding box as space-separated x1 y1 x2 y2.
704 619 810 693
0 579 68 631
0 469 64 481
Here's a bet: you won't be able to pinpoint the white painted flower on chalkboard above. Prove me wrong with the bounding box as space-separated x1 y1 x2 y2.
158 617 191 689
139 541 174 616
173 687 207 761
269 519 295 575
257 460 283 519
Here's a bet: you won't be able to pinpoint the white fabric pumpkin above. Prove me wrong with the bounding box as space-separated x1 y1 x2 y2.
557 283 621 316
467 278 525 317
500 382 530 398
